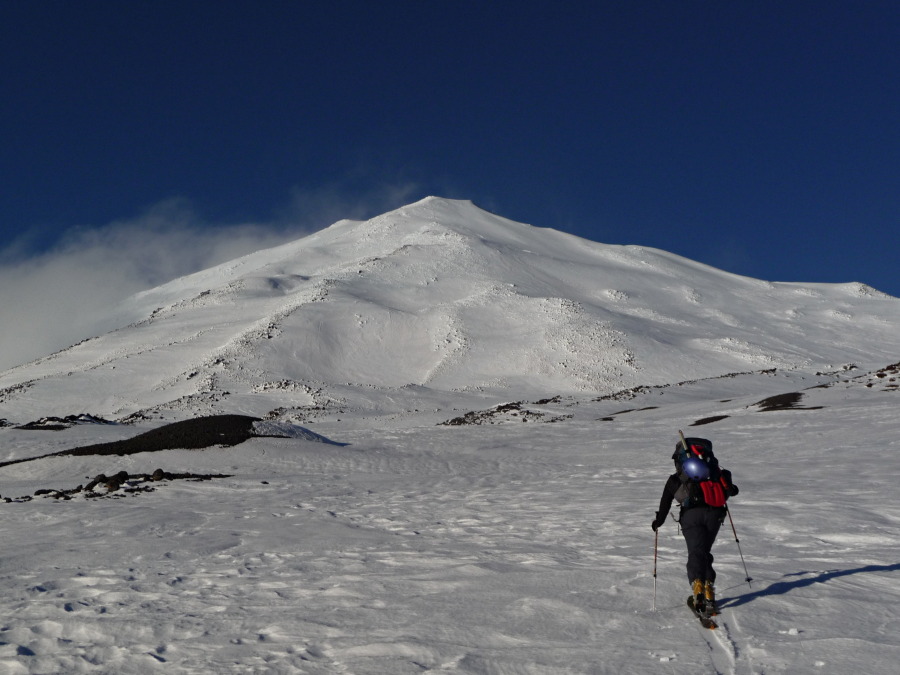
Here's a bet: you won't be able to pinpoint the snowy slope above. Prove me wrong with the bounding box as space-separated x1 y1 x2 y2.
1 197 897 424
1 367 899 674
0 197 899 674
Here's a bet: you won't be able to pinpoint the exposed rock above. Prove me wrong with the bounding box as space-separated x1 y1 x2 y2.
8 469 233 503
753 392 823 412
691 415 730 426
440 401 572 426
15 414 116 431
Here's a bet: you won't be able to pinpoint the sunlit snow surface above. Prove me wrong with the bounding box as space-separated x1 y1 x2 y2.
0 198 898 673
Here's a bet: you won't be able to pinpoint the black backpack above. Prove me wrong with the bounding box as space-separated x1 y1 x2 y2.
673 437 732 508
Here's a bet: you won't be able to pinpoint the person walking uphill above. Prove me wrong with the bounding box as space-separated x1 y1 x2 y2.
652 434 739 617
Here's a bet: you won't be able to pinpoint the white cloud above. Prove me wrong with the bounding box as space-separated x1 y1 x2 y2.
0 184 420 372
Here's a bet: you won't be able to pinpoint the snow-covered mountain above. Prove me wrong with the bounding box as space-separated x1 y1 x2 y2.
1 196 897 424
1 197 899 673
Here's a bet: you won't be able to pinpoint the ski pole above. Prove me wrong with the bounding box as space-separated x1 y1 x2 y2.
726 505 752 587
652 529 659 611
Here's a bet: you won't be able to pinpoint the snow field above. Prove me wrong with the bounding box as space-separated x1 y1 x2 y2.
1 377 898 673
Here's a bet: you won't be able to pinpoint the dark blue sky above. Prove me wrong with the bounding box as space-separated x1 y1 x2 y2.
3 1 899 296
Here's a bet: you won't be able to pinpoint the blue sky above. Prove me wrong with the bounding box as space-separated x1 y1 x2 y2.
1 1 899 368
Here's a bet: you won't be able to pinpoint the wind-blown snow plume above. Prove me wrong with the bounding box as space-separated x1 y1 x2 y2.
0 201 300 371
0 184 419 372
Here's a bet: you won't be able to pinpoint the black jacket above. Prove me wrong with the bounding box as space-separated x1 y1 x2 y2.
655 473 682 523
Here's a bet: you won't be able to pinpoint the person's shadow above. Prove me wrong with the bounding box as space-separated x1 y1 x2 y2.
718 562 900 609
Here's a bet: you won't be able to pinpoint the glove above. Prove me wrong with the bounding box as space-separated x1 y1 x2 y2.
651 514 664 531
728 484 740 497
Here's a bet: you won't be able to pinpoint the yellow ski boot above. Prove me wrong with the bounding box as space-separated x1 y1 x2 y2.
691 578 707 614
704 580 718 616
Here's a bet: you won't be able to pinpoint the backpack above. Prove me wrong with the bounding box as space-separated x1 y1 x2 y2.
673 437 732 509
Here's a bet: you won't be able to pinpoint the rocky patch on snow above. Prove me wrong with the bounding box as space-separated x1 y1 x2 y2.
593 369 778 403
807 361 899 392
690 414 731 426
15 414 117 431
440 400 573 426
4 469 233 503
861 361 900 390
597 405 659 422
262 404 345 425
752 392 824 412
0 379 33 405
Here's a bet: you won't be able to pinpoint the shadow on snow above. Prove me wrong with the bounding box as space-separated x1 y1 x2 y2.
719 562 900 609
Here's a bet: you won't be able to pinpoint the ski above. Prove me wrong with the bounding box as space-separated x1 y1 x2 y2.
687 596 718 629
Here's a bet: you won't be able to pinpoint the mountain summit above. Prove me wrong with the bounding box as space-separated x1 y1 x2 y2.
2 197 898 421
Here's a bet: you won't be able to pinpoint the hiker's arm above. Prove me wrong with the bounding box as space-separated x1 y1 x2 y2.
652 474 679 530
721 469 739 496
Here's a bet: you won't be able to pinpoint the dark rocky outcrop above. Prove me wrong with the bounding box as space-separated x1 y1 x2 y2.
0 414 261 469
753 392 823 412
61 414 260 457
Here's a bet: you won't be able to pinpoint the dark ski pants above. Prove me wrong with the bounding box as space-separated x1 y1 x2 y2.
680 506 726 583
